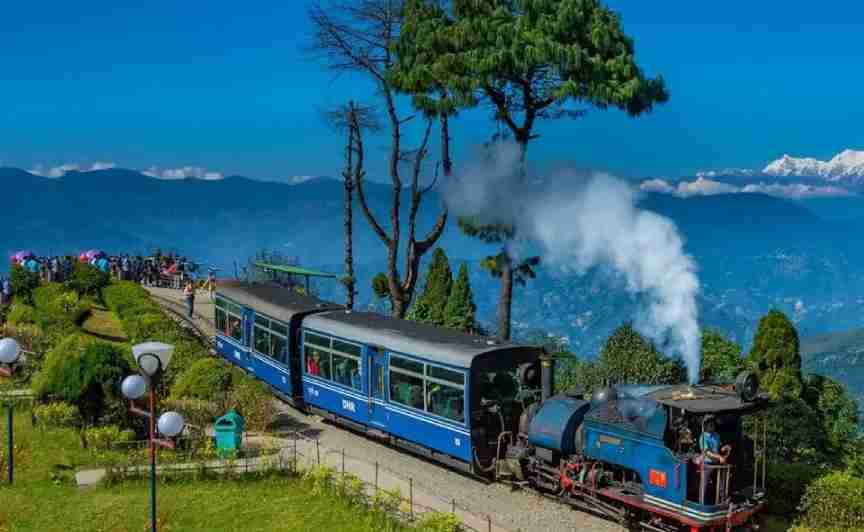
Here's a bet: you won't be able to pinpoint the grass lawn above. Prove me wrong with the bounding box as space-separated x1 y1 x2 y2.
80 305 127 343
0 412 408 532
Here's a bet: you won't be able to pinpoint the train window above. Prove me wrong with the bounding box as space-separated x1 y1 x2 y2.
304 332 331 348
254 326 271 356
427 383 465 423
390 371 425 411
426 365 464 386
390 355 424 375
215 307 227 334
331 352 362 390
215 297 226 309
333 340 362 358
228 316 243 342
271 334 287 363
304 345 332 380
271 321 288 337
254 315 270 328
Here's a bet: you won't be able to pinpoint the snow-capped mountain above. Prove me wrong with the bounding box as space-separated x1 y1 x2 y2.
763 149 864 181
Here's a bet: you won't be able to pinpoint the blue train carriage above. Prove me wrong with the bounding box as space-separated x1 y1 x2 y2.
213 281 342 403
519 375 770 532
299 309 542 474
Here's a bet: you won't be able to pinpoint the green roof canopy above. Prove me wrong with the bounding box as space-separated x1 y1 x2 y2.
253 262 337 279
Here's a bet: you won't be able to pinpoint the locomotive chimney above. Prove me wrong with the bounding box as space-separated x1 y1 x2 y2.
540 351 555 401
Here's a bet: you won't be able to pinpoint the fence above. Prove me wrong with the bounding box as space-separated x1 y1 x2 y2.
100 429 508 532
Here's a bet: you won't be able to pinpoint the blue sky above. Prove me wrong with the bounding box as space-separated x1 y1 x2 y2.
1 1 862 182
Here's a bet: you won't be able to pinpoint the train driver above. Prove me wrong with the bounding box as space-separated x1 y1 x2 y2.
699 416 731 465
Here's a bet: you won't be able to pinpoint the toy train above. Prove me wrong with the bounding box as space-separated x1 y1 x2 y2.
213 280 769 531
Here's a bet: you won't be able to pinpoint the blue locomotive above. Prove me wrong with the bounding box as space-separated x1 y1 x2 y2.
213 280 769 531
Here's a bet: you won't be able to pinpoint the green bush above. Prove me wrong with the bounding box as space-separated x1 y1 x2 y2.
103 282 162 320
32 284 68 311
10 263 41 303
416 512 464 532
793 471 864 531
124 312 177 344
32 337 132 425
33 402 80 428
171 358 234 401
66 262 109 297
7 302 36 326
222 373 278 432
83 424 136 451
766 462 824 517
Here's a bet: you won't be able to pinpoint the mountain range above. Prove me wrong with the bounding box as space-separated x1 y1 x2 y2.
763 149 864 181
5 165 864 354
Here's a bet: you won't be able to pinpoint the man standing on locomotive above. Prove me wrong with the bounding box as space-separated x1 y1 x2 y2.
698 415 732 504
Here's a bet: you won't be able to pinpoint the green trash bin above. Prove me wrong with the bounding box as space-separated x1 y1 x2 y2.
214 410 245 457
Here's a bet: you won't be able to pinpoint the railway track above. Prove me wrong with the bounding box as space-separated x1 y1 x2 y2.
147 290 215 348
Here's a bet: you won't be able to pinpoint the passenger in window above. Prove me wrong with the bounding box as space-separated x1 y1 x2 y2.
350 367 361 390
307 352 321 376
229 317 241 339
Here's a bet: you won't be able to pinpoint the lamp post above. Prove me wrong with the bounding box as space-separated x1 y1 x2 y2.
0 338 21 484
122 342 185 532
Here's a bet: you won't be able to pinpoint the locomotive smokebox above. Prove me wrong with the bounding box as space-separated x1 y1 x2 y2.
541 352 555 401
527 395 590 455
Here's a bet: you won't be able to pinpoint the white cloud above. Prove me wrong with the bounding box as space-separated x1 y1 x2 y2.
741 182 853 199
142 166 224 180
28 161 118 178
639 178 675 194
640 177 853 200
675 177 739 197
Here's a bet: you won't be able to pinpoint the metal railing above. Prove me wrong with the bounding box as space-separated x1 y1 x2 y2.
99 429 507 532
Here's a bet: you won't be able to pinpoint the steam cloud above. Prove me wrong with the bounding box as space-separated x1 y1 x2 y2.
444 141 702 384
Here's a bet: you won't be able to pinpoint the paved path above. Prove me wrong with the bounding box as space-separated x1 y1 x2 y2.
144 285 620 532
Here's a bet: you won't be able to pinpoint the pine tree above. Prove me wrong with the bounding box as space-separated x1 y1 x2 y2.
444 263 477 333
598 323 685 386
749 309 803 399
408 248 452 325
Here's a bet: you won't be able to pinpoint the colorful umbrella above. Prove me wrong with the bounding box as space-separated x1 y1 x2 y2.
11 250 34 263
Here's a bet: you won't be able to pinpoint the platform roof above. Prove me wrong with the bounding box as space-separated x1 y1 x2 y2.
253 262 337 279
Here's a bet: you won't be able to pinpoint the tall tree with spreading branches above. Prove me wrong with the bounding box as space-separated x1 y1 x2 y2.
398 0 668 338
323 100 381 309
308 0 449 318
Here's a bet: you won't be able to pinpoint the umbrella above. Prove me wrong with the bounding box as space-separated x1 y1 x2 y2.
85 249 105 259
79 252 89 263
11 250 34 263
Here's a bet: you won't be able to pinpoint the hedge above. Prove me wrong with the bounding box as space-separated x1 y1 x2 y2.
792 471 864 531
171 358 234 401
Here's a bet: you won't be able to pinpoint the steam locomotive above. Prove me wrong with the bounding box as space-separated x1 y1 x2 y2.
214 280 769 531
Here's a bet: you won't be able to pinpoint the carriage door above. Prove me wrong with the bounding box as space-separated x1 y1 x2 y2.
366 346 388 430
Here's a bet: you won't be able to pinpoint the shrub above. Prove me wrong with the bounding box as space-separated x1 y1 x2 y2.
171 358 234 401
221 373 279 432
163 398 221 431
83 425 136 450
163 338 209 387
33 402 80 428
416 512 464 532
793 471 864 531
7 303 36 326
124 312 177 344
10 263 40 303
32 337 132 425
765 461 824 516
66 262 109 297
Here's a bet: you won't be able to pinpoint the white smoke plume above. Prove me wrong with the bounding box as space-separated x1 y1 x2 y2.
445 141 702 383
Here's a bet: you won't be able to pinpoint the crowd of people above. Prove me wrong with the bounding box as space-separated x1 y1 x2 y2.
3 250 218 309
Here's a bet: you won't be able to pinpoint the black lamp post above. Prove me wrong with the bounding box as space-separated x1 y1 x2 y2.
122 342 185 532
0 337 22 484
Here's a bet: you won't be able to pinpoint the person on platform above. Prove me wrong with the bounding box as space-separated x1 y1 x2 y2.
183 279 195 318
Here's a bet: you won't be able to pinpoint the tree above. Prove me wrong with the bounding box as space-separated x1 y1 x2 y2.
324 100 381 309
397 0 668 339
407 248 453 325
598 323 685 386
308 0 449 318
444 263 477 332
10 263 40 304
699 329 745 383
803 374 860 462
749 309 803 399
